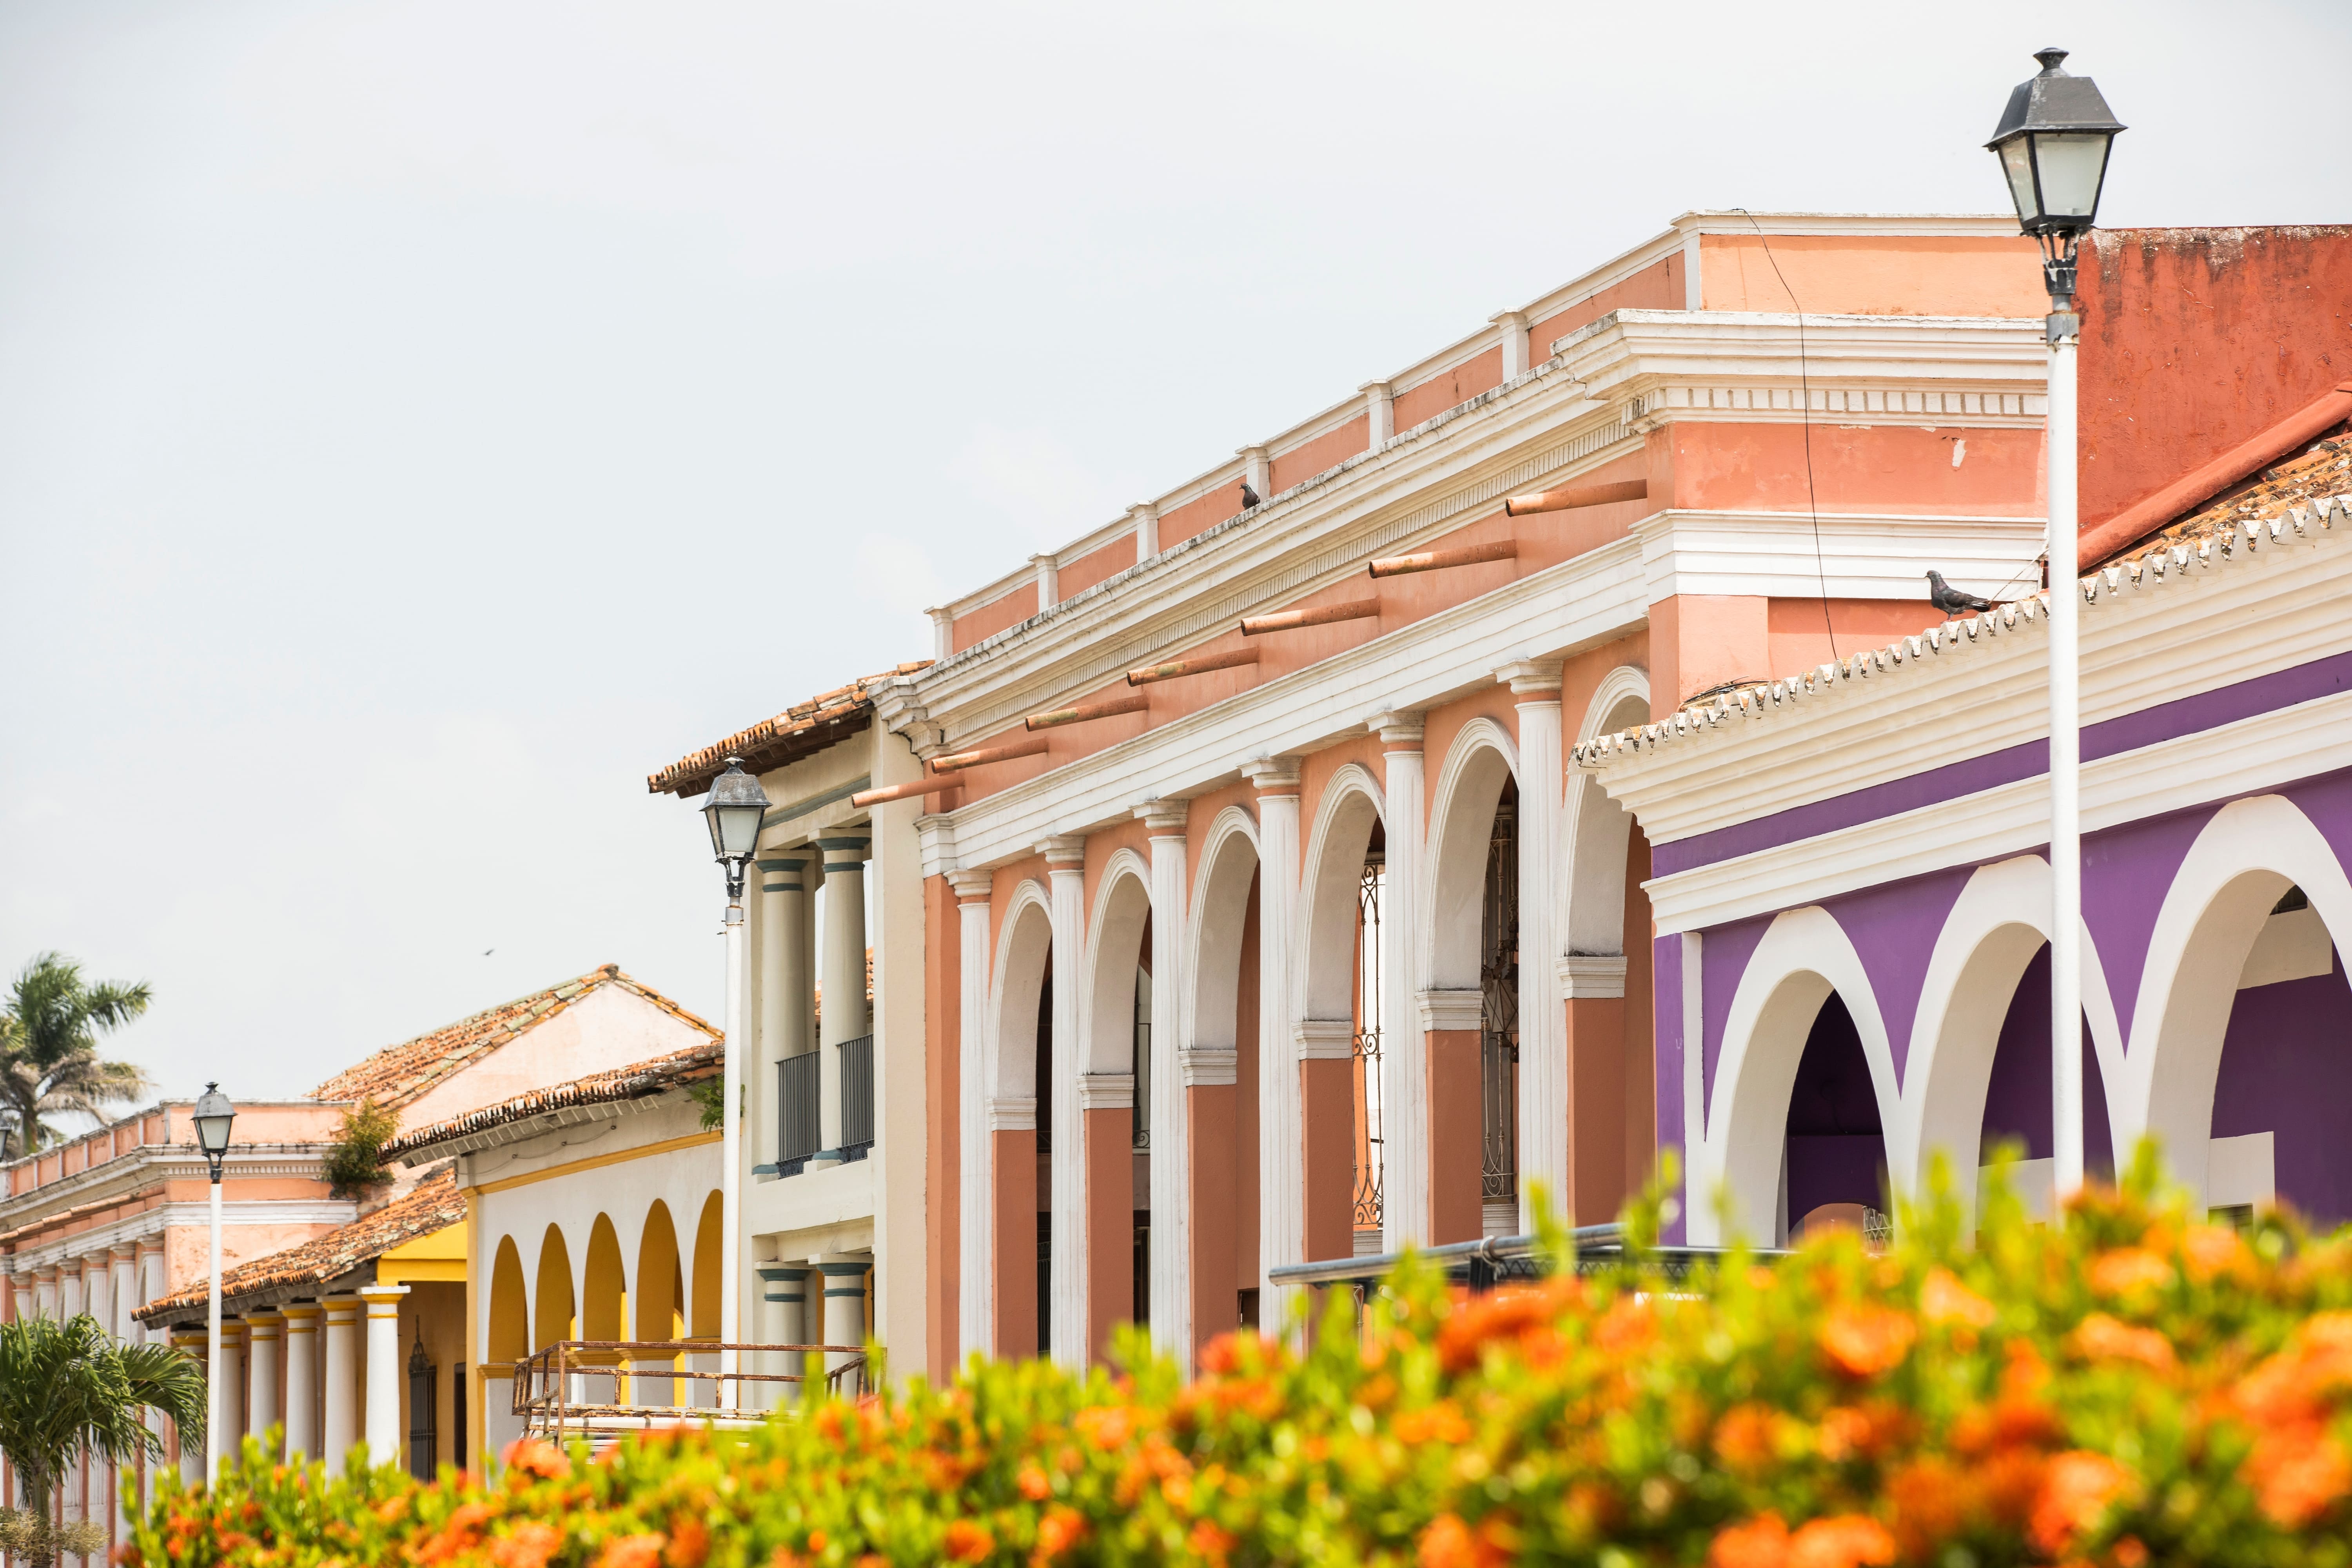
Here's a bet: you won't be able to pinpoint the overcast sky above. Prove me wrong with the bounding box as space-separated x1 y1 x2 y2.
3 0 2346 1110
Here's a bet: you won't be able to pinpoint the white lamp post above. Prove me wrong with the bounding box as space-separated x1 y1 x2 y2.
192 1082 236 1478
1988 49 2124 1202
701 757 769 1397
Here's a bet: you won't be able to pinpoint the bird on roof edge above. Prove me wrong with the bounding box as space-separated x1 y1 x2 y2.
1926 570 1996 617
1239 478 1261 510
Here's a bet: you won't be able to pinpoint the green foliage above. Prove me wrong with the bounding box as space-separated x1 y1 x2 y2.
0 951 153 1157
0 1313 202 1568
321 1097 397 1199
126 1152 2352 1568
687 1077 726 1132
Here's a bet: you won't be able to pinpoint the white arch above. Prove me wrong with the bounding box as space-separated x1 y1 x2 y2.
1185 806 1261 1071
1564 668 1654 955
989 879 1053 1103
1297 763 1385 1024
1690 906 1900 1245
1896 855 2124 1223
2117 794 2352 1204
1082 848 1154 1078
1421 717 1520 992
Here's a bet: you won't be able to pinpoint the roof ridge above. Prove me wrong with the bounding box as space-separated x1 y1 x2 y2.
380 1036 726 1165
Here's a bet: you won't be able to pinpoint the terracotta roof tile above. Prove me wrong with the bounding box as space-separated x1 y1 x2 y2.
647 663 933 799
309 964 717 1111
381 1038 723 1165
2096 436 2352 570
134 1166 465 1325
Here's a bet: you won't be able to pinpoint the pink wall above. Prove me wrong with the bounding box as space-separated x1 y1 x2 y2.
953 582 1040 654
1054 534 1138 601
1270 414 1370 493
397 984 713 1134
1528 255 1683 354
1391 345 1503 433
1697 233 2044 317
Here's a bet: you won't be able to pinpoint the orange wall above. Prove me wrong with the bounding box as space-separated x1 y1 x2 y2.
1055 534 1138 602
1697 233 2044 317
1529 255 1683 354
1270 414 1370 494
1156 486 1237 551
1766 597 1951 680
2076 226 2352 526
953 582 1040 653
1392 345 1503 433
1660 421 2044 516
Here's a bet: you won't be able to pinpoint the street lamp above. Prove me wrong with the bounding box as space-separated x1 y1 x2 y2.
700 757 769 1394
1988 48 2123 1205
192 1082 236 1478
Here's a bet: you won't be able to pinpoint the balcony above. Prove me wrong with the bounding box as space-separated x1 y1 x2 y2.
778 1053 820 1176
838 1034 873 1162
514 1339 868 1446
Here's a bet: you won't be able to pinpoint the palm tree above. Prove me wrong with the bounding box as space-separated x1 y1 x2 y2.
0 1314 204 1568
0 954 154 1156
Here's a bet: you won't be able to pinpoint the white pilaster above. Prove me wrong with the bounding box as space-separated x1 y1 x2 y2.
1129 502 1160 561
950 868 995 1361
359 1285 407 1466
926 606 953 662
281 1303 321 1461
1370 713 1426 1251
1042 835 1087 1369
34 1266 56 1320
246 1310 284 1459
109 1247 138 1340
320 1294 361 1468
1241 759 1303 1328
1362 381 1395 447
814 1256 868 1397
1029 553 1060 613
1136 800 1190 1363
1491 309 1531 380
816 835 871 1156
1237 445 1270 505
1503 662 1566 1231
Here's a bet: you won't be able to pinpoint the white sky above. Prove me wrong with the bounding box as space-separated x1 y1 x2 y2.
3 0 2346 1107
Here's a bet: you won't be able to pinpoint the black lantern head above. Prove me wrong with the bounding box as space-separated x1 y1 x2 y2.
701 757 770 899
192 1081 235 1181
1988 49 2125 303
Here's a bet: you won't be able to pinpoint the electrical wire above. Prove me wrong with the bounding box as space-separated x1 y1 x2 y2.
1733 211 1838 663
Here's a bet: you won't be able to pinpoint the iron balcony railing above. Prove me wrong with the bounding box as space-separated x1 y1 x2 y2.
513 1339 868 1447
778 1053 820 1175
1268 1223 1784 1297
838 1034 875 1161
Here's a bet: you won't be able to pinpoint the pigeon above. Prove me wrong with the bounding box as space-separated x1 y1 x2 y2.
1239 479 1261 510
1926 570 1994 616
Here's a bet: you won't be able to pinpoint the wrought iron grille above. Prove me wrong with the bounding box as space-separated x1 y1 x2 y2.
779 1053 820 1175
1352 851 1386 1230
1481 793 1519 1203
1132 966 1151 1152
838 1034 875 1160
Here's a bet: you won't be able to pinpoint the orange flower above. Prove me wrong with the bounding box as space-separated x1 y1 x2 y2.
2181 1224 2253 1283
1394 1401 1474 1445
2028 1451 2136 1555
1073 1405 1136 1451
493 1523 565 1568
1032 1505 1086 1566
1886 1456 1971 1557
2244 1422 2352 1527
1593 1296 1655 1354
2070 1314 2175 1371
1815 1405 1908 1462
1187 1521 1235 1566
665 1516 710 1568
500 1439 572 1481
1709 1512 1790 1568
1713 1403 1786 1475
1820 1304 1916 1378
594 1536 668 1568
1788 1515 1896 1568
1016 1462 1053 1501
1436 1284 1566 1373
2087 1249 2172 1298
942 1520 994 1563
1919 1268 1996 1328
1417 1512 1509 1568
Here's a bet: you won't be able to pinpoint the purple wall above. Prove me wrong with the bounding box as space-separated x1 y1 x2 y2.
1982 944 2116 1177
1786 994 1888 1222
1653 932 1687 1244
2213 948 2352 1225
1826 866 1972 1083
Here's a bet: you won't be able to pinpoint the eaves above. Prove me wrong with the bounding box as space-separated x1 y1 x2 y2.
1557 311 2047 404
402 1086 687 1171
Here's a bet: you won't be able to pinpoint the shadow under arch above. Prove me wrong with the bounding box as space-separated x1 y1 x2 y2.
531 1224 574 1351
984 881 1052 1360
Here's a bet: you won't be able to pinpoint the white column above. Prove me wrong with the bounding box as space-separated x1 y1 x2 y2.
246 1310 283 1458
1136 801 1190 1363
1242 759 1303 1327
169 1329 207 1472
360 1285 407 1466
281 1304 322 1461
816 835 871 1159
1042 835 1087 1369
1503 662 1566 1232
1129 502 1159 561
217 1319 246 1458
757 853 812 1172
1491 309 1531 380
320 1294 361 1468
756 1265 808 1408
1361 381 1395 446
137 1245 165 1508
1370 715 1426 1252
34 1266 57 1320
1029 552 1060 613
2048 306 2084 1200
814 1256 868 1397
108 1247 138 1339
950 869 995 1360
59 1262 83 1319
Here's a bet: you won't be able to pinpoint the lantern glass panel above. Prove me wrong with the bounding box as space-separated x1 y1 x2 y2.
2031 131 2110 221
708 799 763 859
1998 138 2040 225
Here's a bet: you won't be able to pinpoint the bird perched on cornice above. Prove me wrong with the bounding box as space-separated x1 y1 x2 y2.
1926 570 1995 616
1239 478 1261 510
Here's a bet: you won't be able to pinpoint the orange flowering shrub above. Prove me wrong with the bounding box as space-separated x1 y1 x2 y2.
126 1151 2352 1566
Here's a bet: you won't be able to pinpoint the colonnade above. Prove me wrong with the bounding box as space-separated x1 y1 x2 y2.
9 1241 168 1555
150 1285 409 1474
753 835 871 1172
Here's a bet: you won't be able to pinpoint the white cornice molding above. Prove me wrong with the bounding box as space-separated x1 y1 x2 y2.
940 535 1647 870
1559 956 1629 998
1416 989 1483 1031
1639 508 2045 603
1557 311 2045 399
1076 1074 1134 1111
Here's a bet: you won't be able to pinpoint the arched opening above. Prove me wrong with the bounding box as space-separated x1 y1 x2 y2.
531 1226 574 1352
1782 994 1891 1244
1979 944 2116 1214
1033 961 1054 1355
1352 823 1386 1254
1300 773 1383 1263
1184 812 1260 1349
1565 673 1657 1226
1480 781 1519 1236
581 1215 627 1340
689 1192 722 1340
1426 734 1515 1244
1079 862 1151 1364
2211 882 2352 1225
988 890 1051 1361
633 1201 682 1406
487 1237 528 1365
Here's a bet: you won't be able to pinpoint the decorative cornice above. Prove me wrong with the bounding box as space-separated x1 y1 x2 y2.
1294 1020 1355 1060
1559 955 1629 999
1076 1074 1134 1111
1135 799 1190 835
1368 711 1425 748
1040 834 1087 868
1497 660 1564 698
1416 989 1484 1031
947 868 994 903
986 1096 1036 1132
1180 1048 1238 1087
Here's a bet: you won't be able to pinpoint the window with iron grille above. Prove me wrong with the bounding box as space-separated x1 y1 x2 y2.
1353 844 1386 1232
839 1034 875 1160
1481 786 1519 1205
1132 965 1151 1152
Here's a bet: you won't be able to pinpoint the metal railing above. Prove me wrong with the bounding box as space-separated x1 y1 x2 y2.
838 1034 874 1160
513 1340 868 1445
1269 1223 1783 1296
779 1053 820 1175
